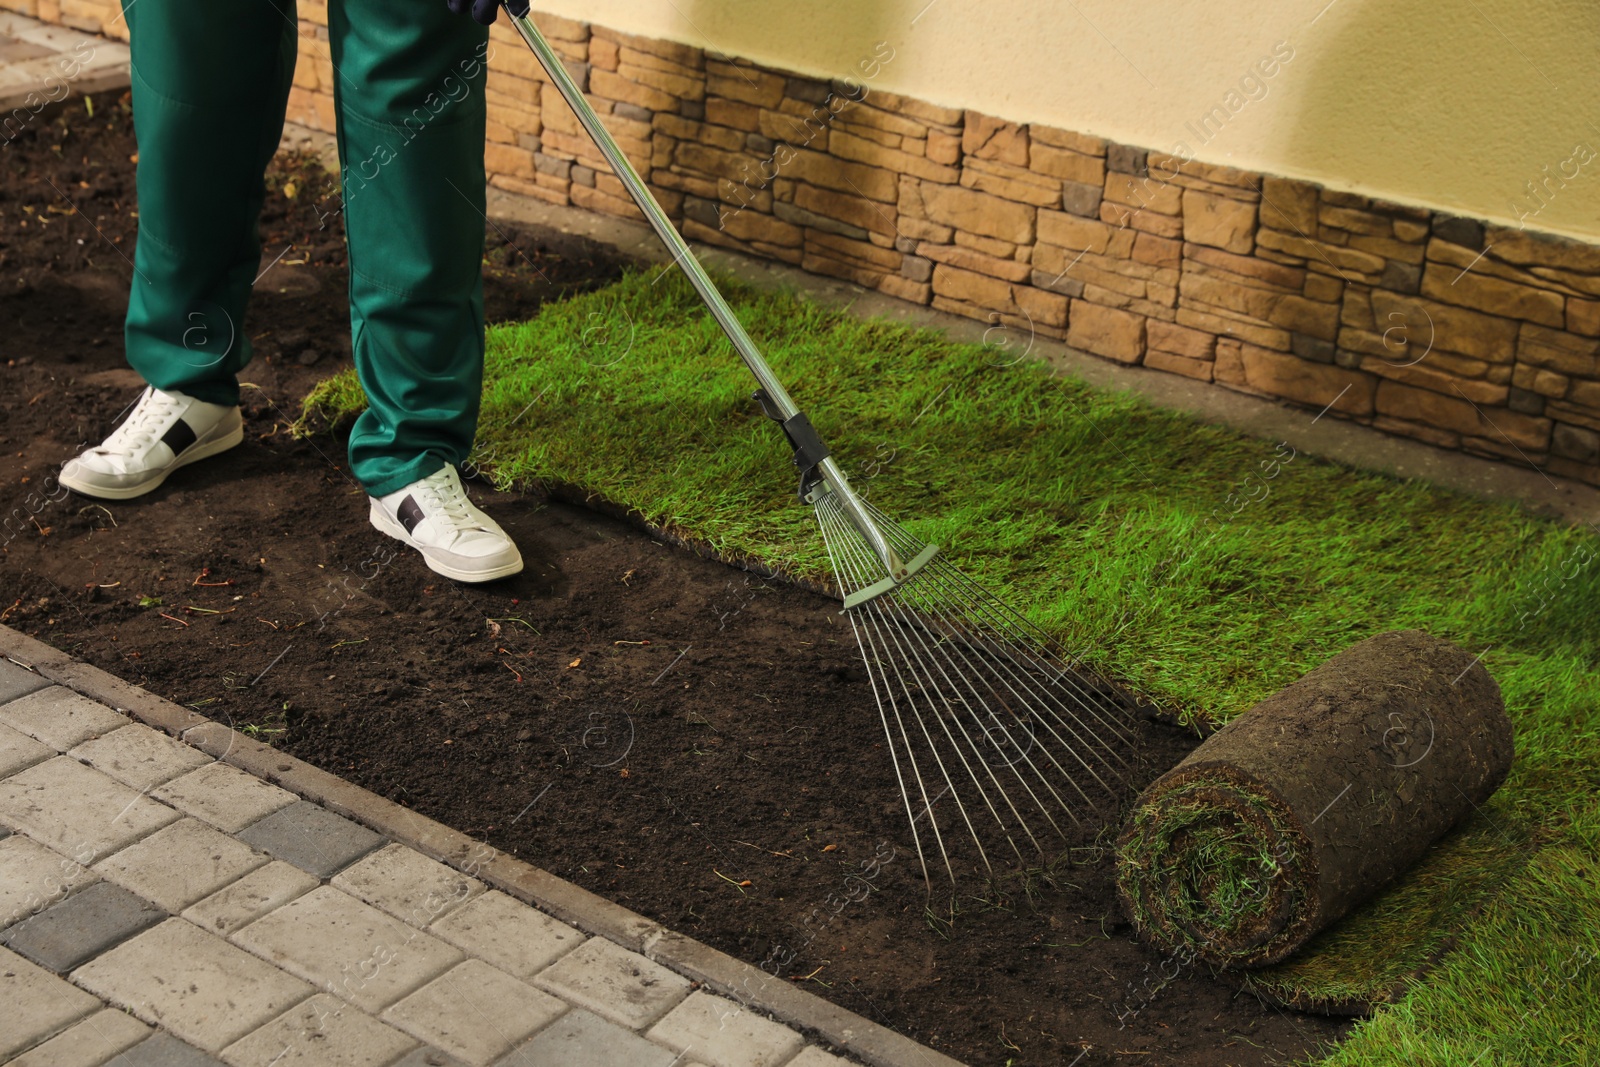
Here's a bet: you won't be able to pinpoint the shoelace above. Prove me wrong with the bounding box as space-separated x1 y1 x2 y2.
99 389 180 454
417 471 483 531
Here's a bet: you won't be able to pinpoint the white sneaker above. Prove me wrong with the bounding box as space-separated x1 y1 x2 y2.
370 465 524 582
59 386 244 500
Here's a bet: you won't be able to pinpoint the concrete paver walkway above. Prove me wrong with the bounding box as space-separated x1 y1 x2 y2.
0 639 957 1067
0 11 127 118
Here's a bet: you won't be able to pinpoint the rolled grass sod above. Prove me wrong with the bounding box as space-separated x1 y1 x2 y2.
300 269 1600 1063
1117 630 1515 972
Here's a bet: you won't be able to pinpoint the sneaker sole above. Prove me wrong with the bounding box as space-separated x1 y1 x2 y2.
58 421 246 501
369 504 525 583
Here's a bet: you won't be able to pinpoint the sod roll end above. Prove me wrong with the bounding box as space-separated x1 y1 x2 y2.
1116 629 1514 969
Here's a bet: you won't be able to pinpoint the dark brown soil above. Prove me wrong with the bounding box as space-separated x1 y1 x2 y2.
0 91 1349 1066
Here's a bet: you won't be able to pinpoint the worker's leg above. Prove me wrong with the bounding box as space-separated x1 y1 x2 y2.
121 0 298 405
328 0 491 498
61 0 295 501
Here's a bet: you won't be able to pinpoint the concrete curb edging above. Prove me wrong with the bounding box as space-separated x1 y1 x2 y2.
0 623 965 1067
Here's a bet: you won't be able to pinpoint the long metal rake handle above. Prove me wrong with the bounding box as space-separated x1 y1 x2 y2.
508 12 915 585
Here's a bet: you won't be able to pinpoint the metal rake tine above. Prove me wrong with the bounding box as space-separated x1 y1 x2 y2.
859 593 1040 866
816 501 925 863
880 586 1107 817
868 588 1072 847
865 575 1080 822
887 566 1134 795
859 499 1138 749
896 555 1140 767
857 599 1016 872
892 556 1137 751
899 565 1136 790
822 498 1001 874
828 501 1087 860
817 495 955 883
904 553 1137 747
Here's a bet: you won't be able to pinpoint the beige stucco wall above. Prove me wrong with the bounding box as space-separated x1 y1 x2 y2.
533 0 1600 242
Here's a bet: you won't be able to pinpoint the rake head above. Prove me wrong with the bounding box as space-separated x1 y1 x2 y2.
814 488 1139 885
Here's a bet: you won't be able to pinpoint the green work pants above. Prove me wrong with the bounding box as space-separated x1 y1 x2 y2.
121 0 491 496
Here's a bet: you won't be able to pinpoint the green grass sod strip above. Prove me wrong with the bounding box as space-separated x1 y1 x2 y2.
299 269 1600 1062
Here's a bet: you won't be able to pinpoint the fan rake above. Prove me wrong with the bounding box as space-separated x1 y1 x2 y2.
512 11 1139 882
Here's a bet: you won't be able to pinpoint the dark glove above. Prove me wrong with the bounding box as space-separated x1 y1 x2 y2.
445 0 528 26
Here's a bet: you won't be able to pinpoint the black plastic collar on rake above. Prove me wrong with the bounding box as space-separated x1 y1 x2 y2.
754 388 830 501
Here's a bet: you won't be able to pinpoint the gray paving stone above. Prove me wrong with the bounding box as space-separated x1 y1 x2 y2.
494 1007 679 1067
6 1006 152 1066
117 1032 230 1067
1 880 165 972
332 843 484 929
232 885 463 1013
0 687 127 750
0 944 102 1061
93 817 267 912
0 657 51 705
645 992 805 1067
0 721 53 778
0 756 179 862
183 860 320 937
220 994 418 1067
428 891 583 980
237 800 384 878
154 760 298 834
381 959 567 1067
70 723 211 792
0 833 99 930
532 935 690 1030
74 917 315 1052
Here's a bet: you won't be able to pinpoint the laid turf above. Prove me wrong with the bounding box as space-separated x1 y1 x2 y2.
301 269 1600 1064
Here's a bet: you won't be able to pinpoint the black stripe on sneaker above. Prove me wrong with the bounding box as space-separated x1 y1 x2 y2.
397 494 425 535
161 418 197 456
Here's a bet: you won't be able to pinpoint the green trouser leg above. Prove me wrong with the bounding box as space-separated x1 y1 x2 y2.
331 2 490 497
122 0 491 497
121 0 298 406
